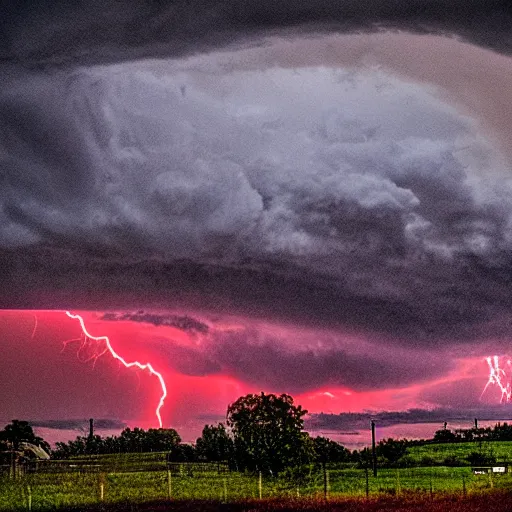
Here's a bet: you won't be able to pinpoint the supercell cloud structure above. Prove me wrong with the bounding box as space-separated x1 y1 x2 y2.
2 58 512 344
1 0 512 407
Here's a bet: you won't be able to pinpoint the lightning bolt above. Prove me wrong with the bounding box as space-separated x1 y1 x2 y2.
31 315 38 339
65 311 167 428
481 355 512 402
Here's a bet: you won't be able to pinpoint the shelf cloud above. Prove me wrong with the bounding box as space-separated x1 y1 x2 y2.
2 63 512 346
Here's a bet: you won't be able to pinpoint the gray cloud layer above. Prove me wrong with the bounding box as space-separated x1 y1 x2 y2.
100 312 209 333
2 62 512 348
1 0 511 66
28 418 127 431
307 406 512 432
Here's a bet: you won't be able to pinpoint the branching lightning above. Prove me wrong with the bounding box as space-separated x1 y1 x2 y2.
65 311 167 428
481 355 512 402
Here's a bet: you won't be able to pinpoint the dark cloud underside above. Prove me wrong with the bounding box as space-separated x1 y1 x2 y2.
100 311 209 333
0 0 511 66
3 249 512 345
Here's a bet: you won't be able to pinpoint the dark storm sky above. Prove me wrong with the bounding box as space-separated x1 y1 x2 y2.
1 0 512 429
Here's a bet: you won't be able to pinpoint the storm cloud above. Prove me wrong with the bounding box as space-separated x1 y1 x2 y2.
100 311 209 333
2 61 512 346
1 0 511 66
205 329 453 393
1 1 512 417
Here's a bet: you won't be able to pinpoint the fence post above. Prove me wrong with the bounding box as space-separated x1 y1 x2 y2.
167 469 172 500
371 421 377 477
26 485 32 512
365 467 369 498
258 471 262 499
99 474 105 502
323 464 329 500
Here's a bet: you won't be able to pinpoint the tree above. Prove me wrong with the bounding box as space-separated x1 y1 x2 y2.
376 438 408 465
52 427 181 458
118 427 181 452
167 443 197 462
226 392 312 475
196 423 233 466
0 420 50 453
312 436 350 464
144 428 181 452
433 429 457 443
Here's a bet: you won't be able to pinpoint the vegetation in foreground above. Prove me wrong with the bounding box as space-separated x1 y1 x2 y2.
6 491 512 512
3 392 512 510
1 457 510 511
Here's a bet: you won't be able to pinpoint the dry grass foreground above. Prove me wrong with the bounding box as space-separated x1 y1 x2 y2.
52 491 512 512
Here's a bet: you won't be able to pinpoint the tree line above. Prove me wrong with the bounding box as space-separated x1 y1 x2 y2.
432 423 512 443
2 392 511 474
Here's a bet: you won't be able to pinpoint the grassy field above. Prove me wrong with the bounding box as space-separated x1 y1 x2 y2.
406 441 512 465
1 441 512 511
1 463 510 510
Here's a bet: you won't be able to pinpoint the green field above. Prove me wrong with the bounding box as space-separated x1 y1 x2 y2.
406 441 512 465
2 441 512 511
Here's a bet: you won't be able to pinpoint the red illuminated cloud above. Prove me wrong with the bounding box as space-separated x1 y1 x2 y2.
0 310 503 438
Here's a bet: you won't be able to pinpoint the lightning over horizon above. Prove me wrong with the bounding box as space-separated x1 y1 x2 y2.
65 311 168 428
482 356 512 403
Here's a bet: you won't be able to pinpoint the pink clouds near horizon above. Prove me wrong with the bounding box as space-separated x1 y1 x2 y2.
0 309 498 440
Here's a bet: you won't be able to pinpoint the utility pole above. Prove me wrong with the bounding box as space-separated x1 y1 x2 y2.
371 420 377 477
474 418 478 429
89 418 94 440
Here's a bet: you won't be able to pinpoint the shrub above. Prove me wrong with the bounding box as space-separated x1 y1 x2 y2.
443 455 462 466
420 455 436 467
466 451 496 466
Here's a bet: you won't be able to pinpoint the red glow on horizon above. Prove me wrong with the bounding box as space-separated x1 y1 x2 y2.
65 311 167 428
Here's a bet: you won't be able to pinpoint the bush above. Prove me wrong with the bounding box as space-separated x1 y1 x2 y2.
420 455 436 467
377 438 408 465
443 455 462 467
280 464 314 487
466 451 496 466
397 455 416 467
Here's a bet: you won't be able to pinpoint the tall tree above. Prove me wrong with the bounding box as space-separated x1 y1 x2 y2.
227 392 312 475
313 436 350 464
196 423 233 466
